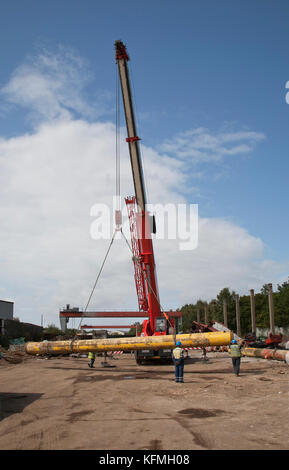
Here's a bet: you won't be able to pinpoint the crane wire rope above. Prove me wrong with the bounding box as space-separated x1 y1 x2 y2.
73 70 122 339
128 62 152 209
75 229 117 335
115 66 121 210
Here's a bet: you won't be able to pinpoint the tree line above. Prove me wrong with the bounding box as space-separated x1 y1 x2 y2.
180 279 289 335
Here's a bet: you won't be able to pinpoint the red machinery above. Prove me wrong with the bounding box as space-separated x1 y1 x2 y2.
191 321 218 334
265 333 283 347
244 332 283 349
115 40 181 362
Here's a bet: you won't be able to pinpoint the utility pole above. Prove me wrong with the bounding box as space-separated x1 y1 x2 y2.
250 289 256 334
223 298 228 328
235 294 241 338
197 307 200 323
268 283 275 334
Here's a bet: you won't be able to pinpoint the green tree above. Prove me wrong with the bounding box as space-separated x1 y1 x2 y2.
260 284 269 295
275 279 289 327
181 304 196 332
179 281 289 338
128 322 143 336
215 287 236 331
254 292 270 328
43 324 65 340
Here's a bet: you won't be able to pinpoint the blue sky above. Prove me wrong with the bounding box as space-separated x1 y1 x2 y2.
0 0 289 325
1 0 288 257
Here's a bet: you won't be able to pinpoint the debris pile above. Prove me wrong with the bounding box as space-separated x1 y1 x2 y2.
0 345 27 365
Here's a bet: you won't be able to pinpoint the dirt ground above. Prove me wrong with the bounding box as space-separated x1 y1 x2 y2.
0 351 288 450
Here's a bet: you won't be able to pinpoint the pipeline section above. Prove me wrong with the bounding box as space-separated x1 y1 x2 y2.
242 347 289 364
26 331 233 356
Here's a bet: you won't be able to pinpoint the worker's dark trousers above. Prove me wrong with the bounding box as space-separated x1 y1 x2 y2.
174 361 184 382
89 359 95 368
232 357 241 375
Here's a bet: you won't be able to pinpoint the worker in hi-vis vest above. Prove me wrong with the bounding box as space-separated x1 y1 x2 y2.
88 351 96 368
228 339 242 376
172 341 185 383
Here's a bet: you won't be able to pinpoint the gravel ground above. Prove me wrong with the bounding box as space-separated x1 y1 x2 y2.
0 351 288 450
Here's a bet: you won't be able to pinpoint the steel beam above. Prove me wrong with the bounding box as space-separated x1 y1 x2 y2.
59 311 149 318
60 311 181 318
80 325 134 329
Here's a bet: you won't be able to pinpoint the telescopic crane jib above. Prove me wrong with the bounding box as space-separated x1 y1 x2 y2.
115 40 174 342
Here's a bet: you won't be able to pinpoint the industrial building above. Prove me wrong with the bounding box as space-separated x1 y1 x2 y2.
0 299 14 320
0 300 14 335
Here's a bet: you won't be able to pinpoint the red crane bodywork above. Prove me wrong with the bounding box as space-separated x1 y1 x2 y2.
125 196 163 336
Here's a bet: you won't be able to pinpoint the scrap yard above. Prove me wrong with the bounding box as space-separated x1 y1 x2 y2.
0 348 288 450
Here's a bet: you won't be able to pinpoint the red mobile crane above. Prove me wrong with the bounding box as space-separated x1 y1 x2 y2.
115 40 181 363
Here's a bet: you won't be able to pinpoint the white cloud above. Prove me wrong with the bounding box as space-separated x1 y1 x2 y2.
0 48 285 329
0 46 107 124
0 119 286 328
158 127 266 163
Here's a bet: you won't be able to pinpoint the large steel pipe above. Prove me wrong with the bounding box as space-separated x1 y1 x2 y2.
26 331 233 356
242 347 289 364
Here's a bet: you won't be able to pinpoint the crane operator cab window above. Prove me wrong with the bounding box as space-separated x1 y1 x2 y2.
155 317 166 333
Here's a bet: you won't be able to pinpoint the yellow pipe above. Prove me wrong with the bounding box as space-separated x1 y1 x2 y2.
26 331 233 356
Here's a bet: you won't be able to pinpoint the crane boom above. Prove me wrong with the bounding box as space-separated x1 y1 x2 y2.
115 40 147 212
115 40 162 336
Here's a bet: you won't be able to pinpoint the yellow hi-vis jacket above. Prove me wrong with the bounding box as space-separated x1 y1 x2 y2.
88 352 95 359
172 347 184 362
228 344 241 358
